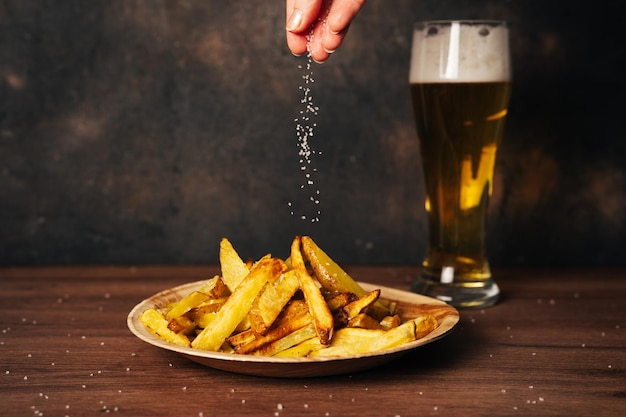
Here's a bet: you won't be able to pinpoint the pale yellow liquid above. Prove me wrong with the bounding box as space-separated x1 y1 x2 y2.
411 81 512 284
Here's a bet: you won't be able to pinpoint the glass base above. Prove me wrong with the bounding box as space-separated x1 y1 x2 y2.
412 276 500 309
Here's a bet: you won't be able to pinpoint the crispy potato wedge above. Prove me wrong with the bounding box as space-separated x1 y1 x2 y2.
165 291 212 320
301 236 364 295
342 289 381 320
219 238 251 291
347 313 384 330
325 292 358 312
253 323 318 357
301 236 391 319
310 314 438 358
291 236 334 345
413 314 439 339
198 275 229 299
249 269 300 335
273 336 324 358
379 314 402 330
167 315 197 335
233 299 311 354
191 257 286 351
226 328 258 348
140 309 191 347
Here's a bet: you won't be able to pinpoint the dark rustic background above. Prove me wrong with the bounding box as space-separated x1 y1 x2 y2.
1 0 624 266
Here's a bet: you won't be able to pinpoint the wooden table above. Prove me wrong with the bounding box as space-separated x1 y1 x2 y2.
1 266 624 416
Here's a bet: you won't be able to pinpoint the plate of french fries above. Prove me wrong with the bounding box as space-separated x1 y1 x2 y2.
127 236 459 378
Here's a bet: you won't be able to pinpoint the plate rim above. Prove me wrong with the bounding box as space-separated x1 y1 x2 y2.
127 280 460 367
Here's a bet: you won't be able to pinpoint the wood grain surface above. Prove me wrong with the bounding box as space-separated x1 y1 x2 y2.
1 266 624 416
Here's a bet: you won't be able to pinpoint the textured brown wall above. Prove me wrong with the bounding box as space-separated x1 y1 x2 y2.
1 1 624 266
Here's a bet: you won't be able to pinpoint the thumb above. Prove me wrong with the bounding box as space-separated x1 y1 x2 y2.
286 0 322 32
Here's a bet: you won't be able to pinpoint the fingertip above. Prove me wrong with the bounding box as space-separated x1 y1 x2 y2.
286 9 304 32
286 32 309 57
310 49 331 64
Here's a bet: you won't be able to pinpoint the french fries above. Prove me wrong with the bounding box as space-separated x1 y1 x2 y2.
139 236 438 358
191 257 287 351
290 236 334 345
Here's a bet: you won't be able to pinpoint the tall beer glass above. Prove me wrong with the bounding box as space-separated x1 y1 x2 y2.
409 21 512 308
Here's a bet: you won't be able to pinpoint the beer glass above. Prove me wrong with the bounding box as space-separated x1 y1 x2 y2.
409 20 512 308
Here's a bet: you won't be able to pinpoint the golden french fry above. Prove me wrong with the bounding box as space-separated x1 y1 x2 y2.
347 312 384 330
191 311 218 329
310 314 438 358
301 236 391 319
273 336 324 358
325 292 358 312
291 236 334 345
379 314 402 330
165 291 212 320
219 238 251 291
187 297 228 317
198 275 229 299
301 236 364 295
233 300 311 354
413 314 439 339
252 323 318 357
191 257 286 351
378 298 397 315
139 309 191 347
185 297 228 327
342 289 381 320
167 315 197 335
235 314 252 333
249 269 300 335
309 321 416 358
226 328 258 349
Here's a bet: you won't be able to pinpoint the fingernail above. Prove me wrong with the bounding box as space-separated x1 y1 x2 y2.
323 47 335 54
286 9 303 31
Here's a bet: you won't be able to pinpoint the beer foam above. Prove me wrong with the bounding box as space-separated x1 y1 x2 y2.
409 22 511 83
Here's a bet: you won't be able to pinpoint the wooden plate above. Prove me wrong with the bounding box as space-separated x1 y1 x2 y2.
127 280 459 378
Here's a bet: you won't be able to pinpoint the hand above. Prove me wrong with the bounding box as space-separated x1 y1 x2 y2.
286 0 365 63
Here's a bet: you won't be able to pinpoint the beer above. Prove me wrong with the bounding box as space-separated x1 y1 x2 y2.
409 21 512 307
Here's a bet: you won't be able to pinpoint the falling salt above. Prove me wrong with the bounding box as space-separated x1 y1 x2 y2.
289 8 334 224
291 55 321 223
